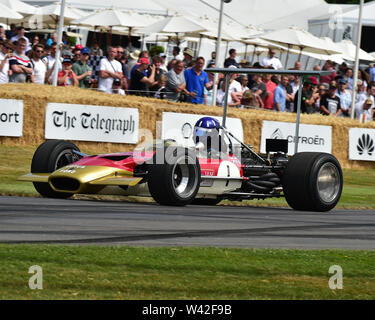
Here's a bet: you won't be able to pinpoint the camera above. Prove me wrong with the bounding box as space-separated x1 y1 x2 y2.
113 79 121 86
83 77 92 86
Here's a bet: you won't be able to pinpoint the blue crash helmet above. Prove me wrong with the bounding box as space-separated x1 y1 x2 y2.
193 117 221 143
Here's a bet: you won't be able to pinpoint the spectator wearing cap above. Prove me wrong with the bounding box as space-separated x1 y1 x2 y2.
0 40 13 84
360 82 375 117
11 27 31 52
336 78 352 117
183 47 194 69
129 57 155 97
224 49 239 68
62 49 72 59
359 98 375 123
98 46 123 94
126 50 140 79
58 58 78 87
30 44 47 84
262 48 283 70
320 84 342 116
8 38 33 83
274 76 289 112
72 47 92 89
184 56 211 104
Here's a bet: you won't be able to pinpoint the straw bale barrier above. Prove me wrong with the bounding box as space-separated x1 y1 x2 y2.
1 83 375 169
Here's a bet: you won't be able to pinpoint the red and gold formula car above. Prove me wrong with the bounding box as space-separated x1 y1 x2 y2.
19 119 343 211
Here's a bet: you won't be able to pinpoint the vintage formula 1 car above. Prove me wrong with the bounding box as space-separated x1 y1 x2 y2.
19 117 343 212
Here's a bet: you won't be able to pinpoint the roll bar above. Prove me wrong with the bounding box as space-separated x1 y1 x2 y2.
205 68 333 154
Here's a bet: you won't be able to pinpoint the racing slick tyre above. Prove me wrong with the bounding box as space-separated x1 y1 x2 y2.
282 152 343 212
192 198 222 206
148 147 201 206
31 140 80 199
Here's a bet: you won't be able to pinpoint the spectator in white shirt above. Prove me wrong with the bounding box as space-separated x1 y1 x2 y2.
262 48 283 70
30 44 47 84
98 46 123 93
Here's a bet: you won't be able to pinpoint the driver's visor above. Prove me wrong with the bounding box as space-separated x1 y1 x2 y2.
194 128 217 137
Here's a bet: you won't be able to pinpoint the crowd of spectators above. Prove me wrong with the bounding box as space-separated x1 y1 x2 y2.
0 25 374 122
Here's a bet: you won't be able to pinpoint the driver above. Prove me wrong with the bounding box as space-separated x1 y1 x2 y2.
193 117 227 157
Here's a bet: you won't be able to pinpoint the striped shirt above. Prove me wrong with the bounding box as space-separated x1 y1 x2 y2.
9 52 33 83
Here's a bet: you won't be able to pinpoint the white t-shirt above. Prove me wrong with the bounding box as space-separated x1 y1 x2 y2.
261 56 283 70
0 52 9 84
47 55 62 82
228 79 242 104
98 57 123 93
32 58 47 84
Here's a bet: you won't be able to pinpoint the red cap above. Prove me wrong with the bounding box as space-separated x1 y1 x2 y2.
309 76 319 85
137 57 150 65
75 44 83 50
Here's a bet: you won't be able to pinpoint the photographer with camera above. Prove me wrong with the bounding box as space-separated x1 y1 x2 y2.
98 46 123 93
72 47 92 89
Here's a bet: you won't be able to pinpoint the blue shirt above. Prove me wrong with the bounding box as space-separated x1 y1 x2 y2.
336 89 352 111
184 68 209 104
274 84 286 112
370 67 375 83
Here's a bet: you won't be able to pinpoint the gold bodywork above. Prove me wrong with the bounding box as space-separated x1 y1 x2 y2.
18 165 143 194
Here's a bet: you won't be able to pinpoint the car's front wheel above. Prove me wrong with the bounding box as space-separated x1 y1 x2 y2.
282 152 343 212
31 140 81 199
148 147 201 206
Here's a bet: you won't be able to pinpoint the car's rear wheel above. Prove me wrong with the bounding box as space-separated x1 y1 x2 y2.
148 147 201 206
31 140 80 199
282 152 343 212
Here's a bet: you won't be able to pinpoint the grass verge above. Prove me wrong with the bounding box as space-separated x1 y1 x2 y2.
0 245 374 300
1 145 374 209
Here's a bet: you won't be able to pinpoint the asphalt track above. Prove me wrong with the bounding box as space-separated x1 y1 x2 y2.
0 196 374 249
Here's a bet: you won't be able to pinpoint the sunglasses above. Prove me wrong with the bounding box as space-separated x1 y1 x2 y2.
74 54 81 57
118 51 124 54
35 50 44 53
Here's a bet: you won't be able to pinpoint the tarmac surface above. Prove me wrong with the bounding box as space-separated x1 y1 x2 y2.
0 196 374 249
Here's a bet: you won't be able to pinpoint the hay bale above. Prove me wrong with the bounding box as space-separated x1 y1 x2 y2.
0 83 375 169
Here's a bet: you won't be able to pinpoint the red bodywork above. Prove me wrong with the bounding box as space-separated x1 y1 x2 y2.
73 151 244 177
